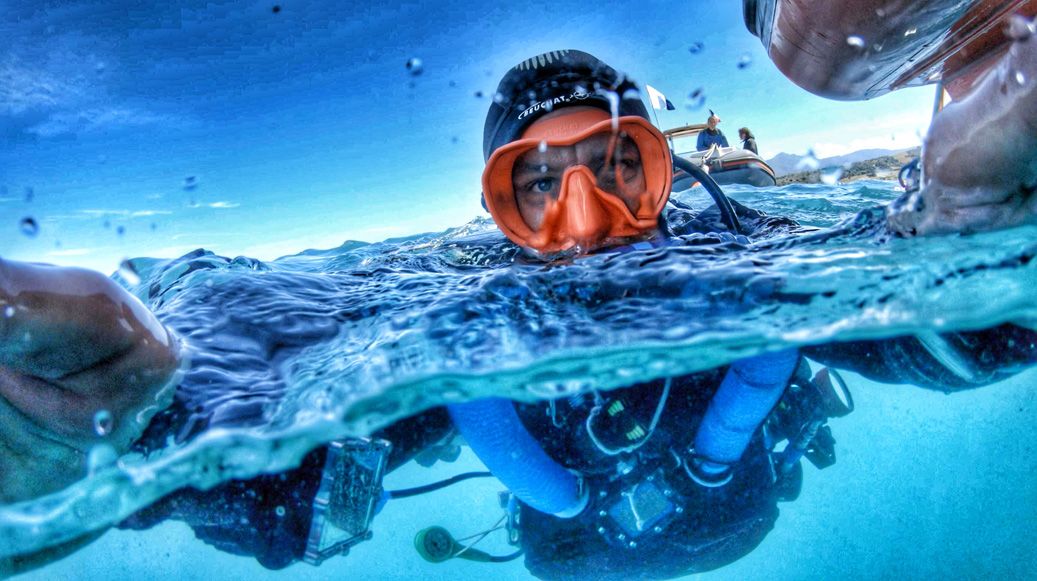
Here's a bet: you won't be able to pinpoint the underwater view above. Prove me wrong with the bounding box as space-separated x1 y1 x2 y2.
3 1 1036 580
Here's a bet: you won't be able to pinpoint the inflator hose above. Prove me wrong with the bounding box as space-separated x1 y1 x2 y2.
448 398 588 517
694 349 799 468
671 155 742 234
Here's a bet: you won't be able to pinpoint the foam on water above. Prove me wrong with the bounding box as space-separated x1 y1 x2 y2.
2 180 1036 563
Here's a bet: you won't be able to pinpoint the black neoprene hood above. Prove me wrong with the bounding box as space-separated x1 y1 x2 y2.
482 49 651 160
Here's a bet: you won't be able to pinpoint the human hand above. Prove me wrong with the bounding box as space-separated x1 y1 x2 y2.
0 259 181 503
888 16 1037 236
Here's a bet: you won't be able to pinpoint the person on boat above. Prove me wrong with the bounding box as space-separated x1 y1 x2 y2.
695 111 729 151
3 33 1037 576
739 127 758 154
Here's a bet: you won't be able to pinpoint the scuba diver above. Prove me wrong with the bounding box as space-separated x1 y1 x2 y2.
418 49 1037 579
3 41 1037 577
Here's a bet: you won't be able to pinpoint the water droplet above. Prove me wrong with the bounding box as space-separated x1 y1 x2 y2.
275 506 286 517
821 167 843 185
24 187 34 202
605 91 620 128
116 225 125 236
474 90 484 98
1007 15 1036 40
448 80 457 87
538 164 548 174
183 176 198 191
846 35 866 49
737 53 752 69
451 136 459 144
103 218 111 229
150 222 157 231
271 4 281 13
903 27 918 37
684 88 706 111
119 259 141 286
688 42 704 54
795 149 820 171
405 57 423 76
3 306 14 318
19 217 38 237
93 410 114 436
1014 70 1026 86
538 140 548 153
492 91 505 104
87 444 118 474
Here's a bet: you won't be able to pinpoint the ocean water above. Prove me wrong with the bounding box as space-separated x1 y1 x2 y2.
5 180 1037 578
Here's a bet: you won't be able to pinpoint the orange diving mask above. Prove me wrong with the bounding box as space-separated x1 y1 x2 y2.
482 108 672 255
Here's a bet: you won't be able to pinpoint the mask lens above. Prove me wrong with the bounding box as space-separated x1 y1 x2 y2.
510 128 649 230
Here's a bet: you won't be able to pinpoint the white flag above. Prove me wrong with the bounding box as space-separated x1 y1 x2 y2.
645 84 668 111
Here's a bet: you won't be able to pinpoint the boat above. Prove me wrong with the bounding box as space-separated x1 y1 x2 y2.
664 124 777 189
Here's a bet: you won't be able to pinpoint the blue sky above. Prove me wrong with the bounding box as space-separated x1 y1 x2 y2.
1 0 936 273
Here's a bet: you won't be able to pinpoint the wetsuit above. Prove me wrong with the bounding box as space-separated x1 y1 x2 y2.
696 128 729 151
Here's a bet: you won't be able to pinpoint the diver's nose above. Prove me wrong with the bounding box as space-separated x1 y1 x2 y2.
558 166 610 242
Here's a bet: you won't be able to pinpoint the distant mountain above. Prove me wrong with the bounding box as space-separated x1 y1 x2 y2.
775 148 920 186
766 148 912 176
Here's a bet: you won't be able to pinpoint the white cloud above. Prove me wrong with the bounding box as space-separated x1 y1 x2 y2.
27 107 177 138
47 248 92 257
764 109 930 159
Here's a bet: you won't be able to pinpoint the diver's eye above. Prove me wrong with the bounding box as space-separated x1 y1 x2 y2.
532 178 555 193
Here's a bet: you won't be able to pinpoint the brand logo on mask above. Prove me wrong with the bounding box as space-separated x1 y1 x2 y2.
517 90 591 120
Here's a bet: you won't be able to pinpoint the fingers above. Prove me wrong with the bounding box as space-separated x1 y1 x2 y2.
0 259 173 382
891 18 1037 236
0 259 182 454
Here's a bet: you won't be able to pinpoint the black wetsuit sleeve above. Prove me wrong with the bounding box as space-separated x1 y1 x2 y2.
804 324 1037 392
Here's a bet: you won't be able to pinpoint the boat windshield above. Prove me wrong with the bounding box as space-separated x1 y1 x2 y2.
670 133 702 156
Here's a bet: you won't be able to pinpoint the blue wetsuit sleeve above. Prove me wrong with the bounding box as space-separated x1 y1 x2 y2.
696 132 708 151
804 324 1037 392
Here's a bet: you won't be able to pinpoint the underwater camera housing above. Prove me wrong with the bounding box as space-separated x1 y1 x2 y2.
303 438 392 565
768 366 854 478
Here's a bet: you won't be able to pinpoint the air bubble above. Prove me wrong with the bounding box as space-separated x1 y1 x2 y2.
93 410 114 436
116 225 126 236
405 57 423 76
1014 71 1027 86
538 141 548 153
736 53 752 69
493 92 505 104
821 167 843 185
119 259 141 286
846 35 866 49
275 506 286 517
3 306 14 318
474 90 484 98
183 176 198 191
539 164 548 174
688 42 704 54
19 217 38 237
